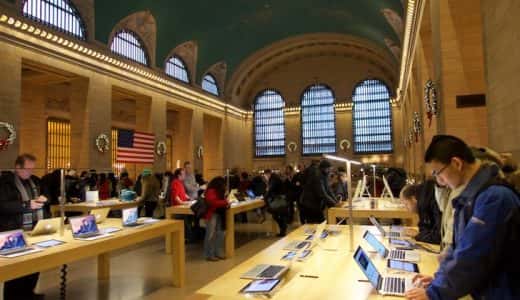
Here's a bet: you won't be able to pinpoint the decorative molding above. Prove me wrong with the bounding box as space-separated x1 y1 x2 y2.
166 40 198 84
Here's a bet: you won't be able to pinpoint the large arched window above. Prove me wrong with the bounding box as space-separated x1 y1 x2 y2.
254 89 286 157
110 30 149 66
165 56 190 83
352 79 393 153
22 0 86 40
202 74 219 96
301 84 336 155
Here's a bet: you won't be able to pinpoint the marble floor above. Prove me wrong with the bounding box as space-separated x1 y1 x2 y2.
35 219 288 300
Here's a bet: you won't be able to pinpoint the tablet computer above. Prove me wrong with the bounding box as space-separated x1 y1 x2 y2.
387 259 419 273
240 279 281 294
389 238 414 248
33 239 65 248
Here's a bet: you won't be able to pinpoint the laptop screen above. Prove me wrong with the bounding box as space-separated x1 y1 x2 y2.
354 246 381 289
0 230 27 252
363 231 388 257
368 216 386 236
70 215 99 236
122 207 138 225
246 189 256 199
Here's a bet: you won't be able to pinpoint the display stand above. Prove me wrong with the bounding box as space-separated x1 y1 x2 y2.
360 175 371 198
371 165 377 197
352 180 362 200
381 175 396 201
59 169 65 237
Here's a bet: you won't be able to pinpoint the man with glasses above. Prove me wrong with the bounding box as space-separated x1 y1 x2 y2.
405 135 520 300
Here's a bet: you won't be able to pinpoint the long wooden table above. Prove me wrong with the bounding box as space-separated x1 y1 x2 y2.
328 198 418 226
194 224 439 299
165 198 273 257
0 219 185 288
50 199 142 217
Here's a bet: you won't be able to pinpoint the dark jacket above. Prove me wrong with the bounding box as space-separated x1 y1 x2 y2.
427 164 520 300
0 172 40 231
414 179 442 244
300 164 337 211
265 173 285 200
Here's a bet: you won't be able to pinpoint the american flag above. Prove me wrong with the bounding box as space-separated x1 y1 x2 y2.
116 129 155 163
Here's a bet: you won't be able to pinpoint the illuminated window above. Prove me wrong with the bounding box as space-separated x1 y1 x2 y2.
352 79 393 153
22 0 86 40
202 74 219 96
254 89 286 157
110 30 149 66
46 118 70 170
165 56 190 83
166 135 172 171
111 128 125 175
301 84 336 155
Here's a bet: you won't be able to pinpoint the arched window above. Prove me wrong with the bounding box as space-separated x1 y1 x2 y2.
110 30 149 66
22 0 86 40
254 89 286 157
352 79 393 153
165 56 190 83
301 84 336 155
202 74 219 96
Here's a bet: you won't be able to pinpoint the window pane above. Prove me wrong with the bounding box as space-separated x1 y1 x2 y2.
46 119 70 171
254 89 286 157
202 74 219 96
165 56 190 83
110 30 148 66
352 79 393 153
111 128 125 176
301 84 336 155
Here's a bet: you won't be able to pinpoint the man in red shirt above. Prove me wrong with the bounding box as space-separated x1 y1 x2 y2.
170 168 189 206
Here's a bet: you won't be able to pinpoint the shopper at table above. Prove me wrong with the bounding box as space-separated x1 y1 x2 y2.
183 161 199 200
264 169 289 236
170 168 189 205
405 135 520 300
0 154 47 300
203 176 229 261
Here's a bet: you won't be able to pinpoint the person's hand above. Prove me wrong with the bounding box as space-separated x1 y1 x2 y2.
404 228 418 237
405 287 429 300
30 200 44 210
412 274 433 287
36 195 48 203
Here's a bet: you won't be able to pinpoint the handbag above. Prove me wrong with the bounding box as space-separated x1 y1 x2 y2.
190 196 208 218
267 194 288 214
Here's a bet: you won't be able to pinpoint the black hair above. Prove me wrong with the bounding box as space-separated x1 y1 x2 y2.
424 135 475 164
206 176 226 199
263 169 272 175
173 168 184 179
15 153 36 167
400 184 420 200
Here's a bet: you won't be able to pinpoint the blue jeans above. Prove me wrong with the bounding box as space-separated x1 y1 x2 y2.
204 213 225 258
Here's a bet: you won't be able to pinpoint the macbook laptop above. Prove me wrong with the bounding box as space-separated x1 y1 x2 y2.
122 207 144 227
363 231 419 262
90 208 110 224
29 217 62 236
369 216 403 238
240 264 289 280
353 246 413 297
246 189 256 199
70 215 111 240
0 230 41 257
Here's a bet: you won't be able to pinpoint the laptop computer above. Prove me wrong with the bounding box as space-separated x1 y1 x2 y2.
368 216 403 238
122 207 145 227
363 231 419 262
246 189 256 199
0 230 41 257
70 215 111 240
240 264 289 280
90 207 110 224
353 246 413 296
29 217 62 236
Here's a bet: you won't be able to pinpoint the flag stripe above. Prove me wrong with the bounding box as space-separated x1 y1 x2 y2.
116 129 155 164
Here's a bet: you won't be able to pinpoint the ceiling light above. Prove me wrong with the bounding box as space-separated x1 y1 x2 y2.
7 17 15 25
0 15 7 22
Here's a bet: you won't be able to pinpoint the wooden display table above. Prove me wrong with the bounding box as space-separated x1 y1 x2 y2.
165 199 273 257
328 198 418 226
194 224 439 299
0 219 185 287
50 199 142 217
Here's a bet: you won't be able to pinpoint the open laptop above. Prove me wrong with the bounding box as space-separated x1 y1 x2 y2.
369 216 403 238
29 217 62 236
122 207 144 227
0 230 41 257
353 246 413 296
246 189 256 199
240 264 289 280
70 215 111 240
90 208 110 224
363 231 419 262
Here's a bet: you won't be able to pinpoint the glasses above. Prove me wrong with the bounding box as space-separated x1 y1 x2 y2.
431 164 449 177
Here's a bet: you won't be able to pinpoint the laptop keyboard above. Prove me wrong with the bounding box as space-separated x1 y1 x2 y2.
384 277 405 294
259 265 285 278
388 231 400 238
389 250 405 260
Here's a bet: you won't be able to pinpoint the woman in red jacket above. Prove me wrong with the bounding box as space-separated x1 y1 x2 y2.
203 176 229 261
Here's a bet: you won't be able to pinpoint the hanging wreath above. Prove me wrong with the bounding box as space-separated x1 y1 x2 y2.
95 133 110 153
0 122 16 151
287 142 297 153
339 139 351 151
413 112 422 143
424 80 438 127
196 145 204 159
156 141 167 156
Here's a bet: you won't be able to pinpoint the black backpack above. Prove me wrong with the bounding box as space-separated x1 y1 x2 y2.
190 195 208 218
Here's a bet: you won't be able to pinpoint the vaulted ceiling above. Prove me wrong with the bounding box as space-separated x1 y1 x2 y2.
94 0 404 80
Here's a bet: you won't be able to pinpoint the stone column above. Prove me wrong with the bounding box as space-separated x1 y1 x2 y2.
150 97 167 172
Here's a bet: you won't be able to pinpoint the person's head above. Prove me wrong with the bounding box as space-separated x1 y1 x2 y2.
120 171 128 179
241 172 249 181
285 165 294 176
319 160 332 175
399 184 419 213
183 161 192 174
263 169 272 181
424 135 476 189
206 176 226 199
80 171 88 178
338 171 348 183
141 168 152 177
14 154 36 180
99 173 107 183
174 168 185 180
